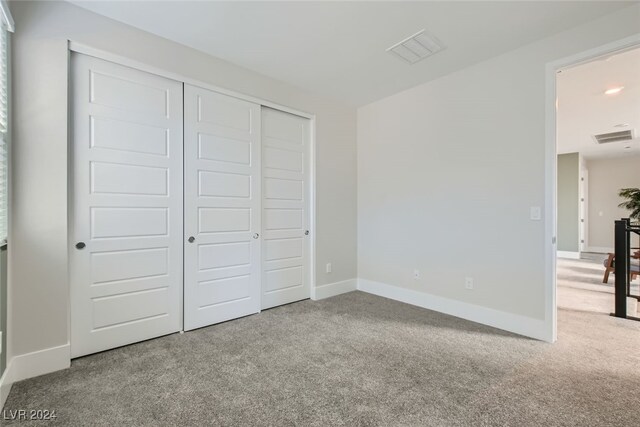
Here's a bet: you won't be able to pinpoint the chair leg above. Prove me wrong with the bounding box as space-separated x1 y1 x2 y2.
603 253 615 284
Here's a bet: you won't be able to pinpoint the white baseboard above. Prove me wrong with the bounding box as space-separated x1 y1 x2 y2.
0 361 12 410
357 279 552 342
586 246 613 254
7 344 70 385
313 279 358 300
557 251 580 259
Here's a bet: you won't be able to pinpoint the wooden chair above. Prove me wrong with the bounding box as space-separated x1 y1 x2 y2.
603 251 640 284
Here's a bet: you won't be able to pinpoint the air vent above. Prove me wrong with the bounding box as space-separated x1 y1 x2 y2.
593 130 634 144
387 30 445 64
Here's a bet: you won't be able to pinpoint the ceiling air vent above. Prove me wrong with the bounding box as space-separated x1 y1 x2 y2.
387 30 445 64
593 130 635 144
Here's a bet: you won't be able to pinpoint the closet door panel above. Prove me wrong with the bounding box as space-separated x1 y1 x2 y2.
70 53 183 358
261 107 311 309
184 85 261 330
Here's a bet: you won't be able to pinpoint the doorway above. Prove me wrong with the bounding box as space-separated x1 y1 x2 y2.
551 40 640 329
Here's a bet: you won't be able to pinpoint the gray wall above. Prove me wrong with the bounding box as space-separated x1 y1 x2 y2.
9 0 357 359
587 156 640 250
357 2 640 334
557 153 580 252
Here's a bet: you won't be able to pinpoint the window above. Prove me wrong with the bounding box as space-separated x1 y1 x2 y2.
0 1 11 245
0 20 7 244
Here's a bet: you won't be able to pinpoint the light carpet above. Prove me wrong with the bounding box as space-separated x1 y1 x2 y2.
557 254 639 315
3 291 640 426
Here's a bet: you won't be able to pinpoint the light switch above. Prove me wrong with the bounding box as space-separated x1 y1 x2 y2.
530 206 541 221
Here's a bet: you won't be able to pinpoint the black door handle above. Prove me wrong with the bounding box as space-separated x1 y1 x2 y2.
75 242 86 250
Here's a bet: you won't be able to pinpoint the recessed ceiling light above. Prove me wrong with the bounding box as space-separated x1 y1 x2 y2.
604 86 624 95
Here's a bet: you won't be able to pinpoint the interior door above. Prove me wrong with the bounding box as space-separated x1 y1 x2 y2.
183 84 261 330
70 53 183 358
579 170 588 252
261 107 311 309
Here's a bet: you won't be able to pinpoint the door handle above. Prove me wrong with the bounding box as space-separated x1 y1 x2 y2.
75 242 86 250
188 236 195 243
304 230 309 236
253 233 259 239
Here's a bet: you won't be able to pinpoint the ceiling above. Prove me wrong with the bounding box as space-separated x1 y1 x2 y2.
557 47 640 159
70 1 636 107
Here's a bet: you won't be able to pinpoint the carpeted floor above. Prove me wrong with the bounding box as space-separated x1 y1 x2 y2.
3 291 640 426
557 254 639 315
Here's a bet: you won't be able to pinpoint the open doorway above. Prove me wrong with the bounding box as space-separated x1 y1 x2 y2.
555 45 640 317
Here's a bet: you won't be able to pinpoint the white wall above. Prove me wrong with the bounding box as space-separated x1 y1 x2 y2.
357 4 640 338
587 156 640 251
8 1 357 365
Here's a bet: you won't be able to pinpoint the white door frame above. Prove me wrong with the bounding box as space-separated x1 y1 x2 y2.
545 34 640 343
67 41 317 335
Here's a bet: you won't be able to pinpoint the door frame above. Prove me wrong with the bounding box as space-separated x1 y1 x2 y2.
67 41 317 335
545 34 640 343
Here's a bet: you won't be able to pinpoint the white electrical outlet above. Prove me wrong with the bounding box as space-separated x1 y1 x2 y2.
414 269 420 280
326 263 332 274
465 277 474 290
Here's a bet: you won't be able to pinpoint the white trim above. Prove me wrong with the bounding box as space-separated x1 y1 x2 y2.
557 251 580 259
7 344 70 384
586 246 613 254
544 34 640 345
313 279 358 300
0 344 70 408
0 361 12 410
0 0 14 32
544 56 558 343
68 41 314 120
308 116 317 301
358 279 552 342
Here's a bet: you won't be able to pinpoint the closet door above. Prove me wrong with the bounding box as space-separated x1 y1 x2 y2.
261 107 311 309
70 53 183 358
184 85 261 330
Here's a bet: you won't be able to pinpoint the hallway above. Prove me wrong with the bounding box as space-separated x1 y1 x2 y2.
557 254 640 316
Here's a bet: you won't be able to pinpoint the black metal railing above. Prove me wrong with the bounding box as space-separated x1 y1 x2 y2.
612 218 640 321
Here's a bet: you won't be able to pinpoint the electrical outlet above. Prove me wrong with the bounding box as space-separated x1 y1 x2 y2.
326 263 332 274
465 277 474 290
414 269 420 280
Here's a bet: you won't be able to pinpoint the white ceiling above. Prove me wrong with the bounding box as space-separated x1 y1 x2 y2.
70 1 636 107
557 47 640 159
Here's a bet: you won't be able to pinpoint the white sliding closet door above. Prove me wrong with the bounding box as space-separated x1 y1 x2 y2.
70 53 183 358
184 85 262 331
261 107 311 309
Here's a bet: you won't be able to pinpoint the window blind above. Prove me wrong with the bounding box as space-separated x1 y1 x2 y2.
0 20 7 244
